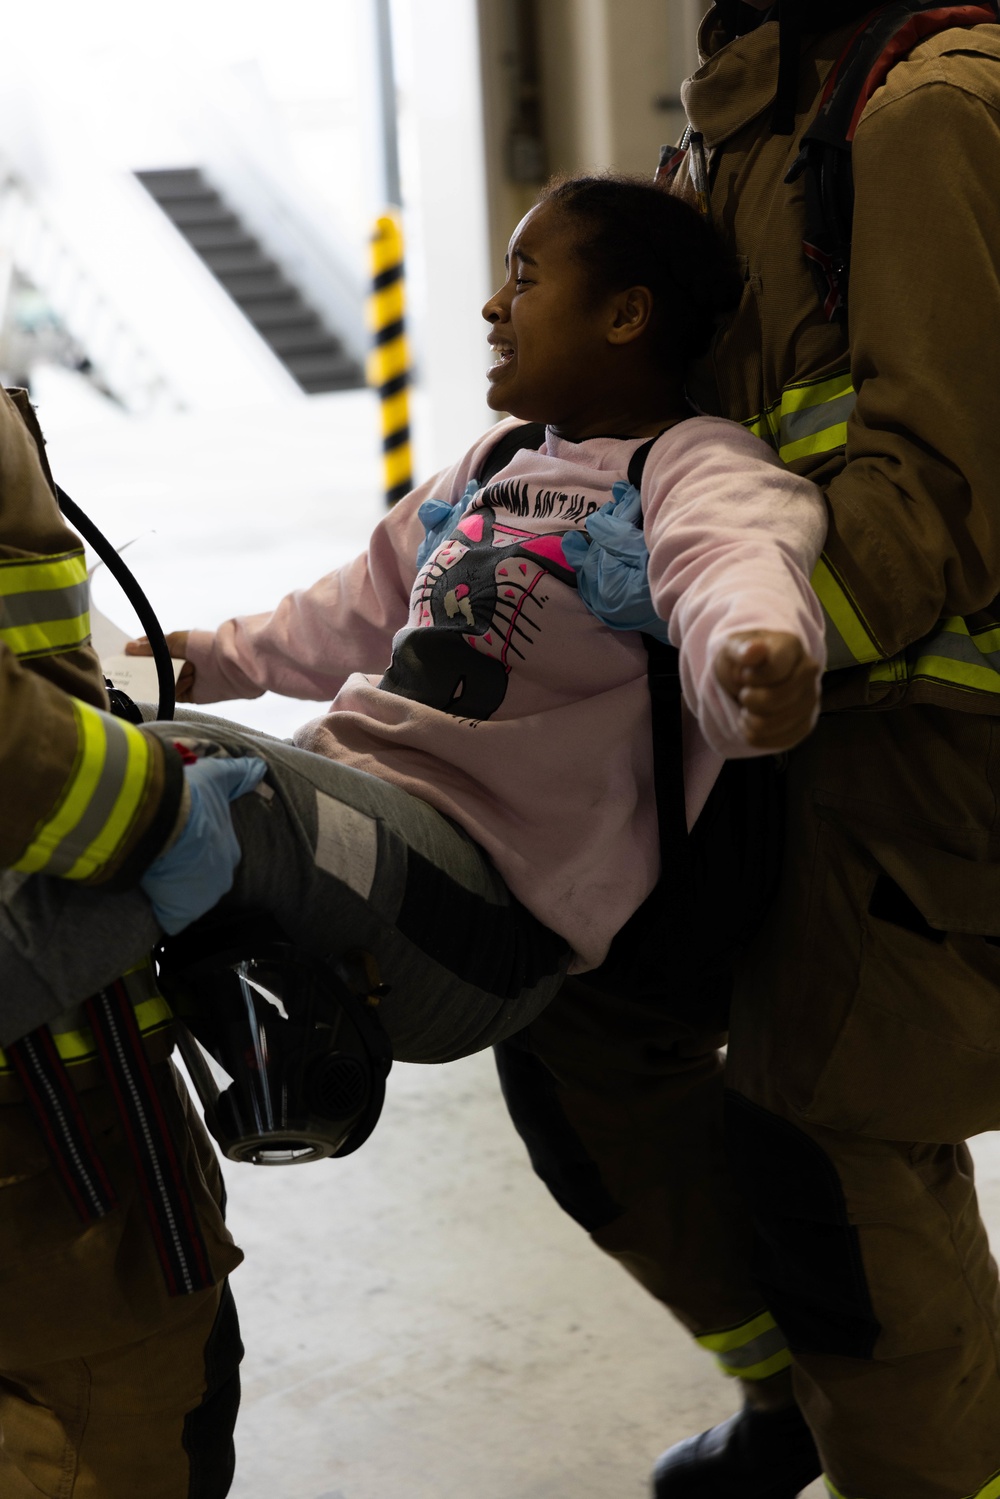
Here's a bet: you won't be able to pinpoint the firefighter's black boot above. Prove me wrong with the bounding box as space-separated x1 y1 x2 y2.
651 1400 822 1497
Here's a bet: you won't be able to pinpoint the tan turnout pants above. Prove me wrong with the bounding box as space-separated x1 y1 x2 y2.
0 1061 243 1498
499 705 1000 1499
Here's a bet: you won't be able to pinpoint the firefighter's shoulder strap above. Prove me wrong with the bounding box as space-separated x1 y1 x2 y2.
787 0 999 322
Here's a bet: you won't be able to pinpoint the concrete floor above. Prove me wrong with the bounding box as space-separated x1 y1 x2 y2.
37 369 1000 1498
213 1056 1000 1499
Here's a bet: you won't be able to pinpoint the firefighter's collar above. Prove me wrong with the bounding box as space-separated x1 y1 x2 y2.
683 17 780 147
683 14 864 150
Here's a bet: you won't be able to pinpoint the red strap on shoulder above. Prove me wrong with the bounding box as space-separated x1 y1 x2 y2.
847 5 997 138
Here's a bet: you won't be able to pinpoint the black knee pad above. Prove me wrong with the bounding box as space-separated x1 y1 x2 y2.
725 1091 880 1358
494 1038 623 1233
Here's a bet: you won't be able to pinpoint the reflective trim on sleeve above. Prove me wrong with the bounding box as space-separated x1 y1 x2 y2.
0 550 90 658
812 555 884 669
11 699 154 880
868 617 1000 697
0 960 173 1075
696 1309 792 1381
745 376 1000 702
744 370 855 464
810 570 1000 696
828 1470 1000 1499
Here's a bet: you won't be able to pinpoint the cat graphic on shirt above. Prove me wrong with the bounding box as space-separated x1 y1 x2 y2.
379 497 581 721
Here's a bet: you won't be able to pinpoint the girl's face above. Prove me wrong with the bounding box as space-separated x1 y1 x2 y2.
482 201 625 436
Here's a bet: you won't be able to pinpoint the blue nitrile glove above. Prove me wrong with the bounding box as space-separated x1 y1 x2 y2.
415 480 480 568
561 480 672 642
140 755 268 935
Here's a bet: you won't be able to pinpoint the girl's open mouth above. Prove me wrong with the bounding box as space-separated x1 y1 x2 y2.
488 345 514 376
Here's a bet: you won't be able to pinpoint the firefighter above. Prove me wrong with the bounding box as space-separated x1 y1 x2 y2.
496 3 1000 1495
0 384 263 1497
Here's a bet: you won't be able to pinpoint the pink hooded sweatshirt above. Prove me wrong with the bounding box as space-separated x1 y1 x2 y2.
186 416 826 971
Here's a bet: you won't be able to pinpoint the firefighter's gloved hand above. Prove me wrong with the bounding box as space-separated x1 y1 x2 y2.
416 480 480 568
561 480 672 642
140 756 268 935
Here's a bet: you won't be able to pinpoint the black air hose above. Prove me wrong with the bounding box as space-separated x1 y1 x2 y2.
56 485 176 721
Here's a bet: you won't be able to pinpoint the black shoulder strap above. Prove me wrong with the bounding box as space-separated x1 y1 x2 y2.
787 0 998 322
628 436 657 492
479 424 657 491
476 422 547 487
630 430 693 933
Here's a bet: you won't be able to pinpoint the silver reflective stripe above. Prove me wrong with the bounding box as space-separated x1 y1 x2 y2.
925 627 1000 674
780 389 857 449
0 579 89 628
43 714 134 877
821 608 866 671
714 1321 789 1373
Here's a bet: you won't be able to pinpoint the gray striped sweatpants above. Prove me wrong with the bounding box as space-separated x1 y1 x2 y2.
0 710 570 1061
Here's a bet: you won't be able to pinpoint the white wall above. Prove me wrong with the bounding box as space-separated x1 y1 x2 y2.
392 0 495 475
0 0 494 469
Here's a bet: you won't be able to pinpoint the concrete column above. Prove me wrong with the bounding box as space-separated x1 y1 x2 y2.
478 0 709 284
536 0 677 177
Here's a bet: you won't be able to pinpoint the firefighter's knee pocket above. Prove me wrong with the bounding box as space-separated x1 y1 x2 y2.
779 818 1000 1143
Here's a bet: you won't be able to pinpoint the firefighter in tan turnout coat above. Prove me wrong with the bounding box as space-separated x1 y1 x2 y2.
495 3 1000 1496
0 385 248 1497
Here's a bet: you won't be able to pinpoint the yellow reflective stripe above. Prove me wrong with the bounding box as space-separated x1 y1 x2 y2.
865 617 1000 696
777 370 853 418
0 996 174 1073
779 420 849 464
743 403 780 446
62 708 152 880
1 612 90 658
777 373 854 463
745 409 778 445
967 624 1000 655
11 700 153 880
0 550 86 595
697 1309 776 1354
828 1470 1000 1499
868 653 906 685
696 1309 790 1380
812 556 883 667
728 1346 792 1381
743 370 855 460
0 550 90 658
907 653 1000 694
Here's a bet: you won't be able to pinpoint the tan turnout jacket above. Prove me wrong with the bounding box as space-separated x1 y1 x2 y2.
676 13 1000 713
0 387 181 884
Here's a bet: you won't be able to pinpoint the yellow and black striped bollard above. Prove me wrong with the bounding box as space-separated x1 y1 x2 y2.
368 212 412 506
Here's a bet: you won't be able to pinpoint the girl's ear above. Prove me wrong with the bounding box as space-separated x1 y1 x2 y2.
606 286 654 347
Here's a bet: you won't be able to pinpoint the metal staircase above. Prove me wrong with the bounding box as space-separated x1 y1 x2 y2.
135 168 364 395
0 168 177 413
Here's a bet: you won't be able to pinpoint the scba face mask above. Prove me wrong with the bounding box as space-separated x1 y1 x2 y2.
157 914 392 1165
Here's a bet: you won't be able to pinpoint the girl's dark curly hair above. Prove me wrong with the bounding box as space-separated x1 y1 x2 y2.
538 173 742 380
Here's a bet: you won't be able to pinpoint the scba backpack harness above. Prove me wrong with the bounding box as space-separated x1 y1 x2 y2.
658 2 998 322
787 0 999 321
477 424 784 1017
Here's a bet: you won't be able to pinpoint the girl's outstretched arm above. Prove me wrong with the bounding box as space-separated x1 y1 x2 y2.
643 416 827 758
